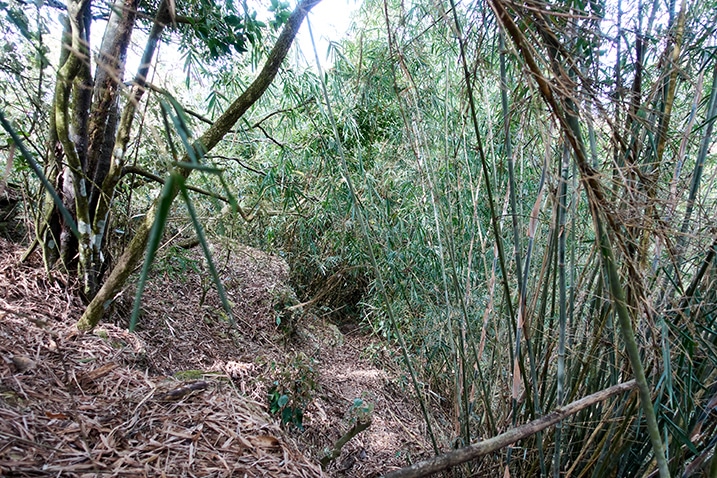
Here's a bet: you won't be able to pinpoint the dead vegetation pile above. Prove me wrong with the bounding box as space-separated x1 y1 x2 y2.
0 237 437 477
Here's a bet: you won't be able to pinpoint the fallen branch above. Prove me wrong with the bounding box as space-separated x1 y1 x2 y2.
158 381 210 401
382 380 637 478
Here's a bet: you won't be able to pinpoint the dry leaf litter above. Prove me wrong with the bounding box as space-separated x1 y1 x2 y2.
0 237 438 477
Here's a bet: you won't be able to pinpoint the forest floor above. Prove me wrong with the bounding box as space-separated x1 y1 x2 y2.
0 236 442 477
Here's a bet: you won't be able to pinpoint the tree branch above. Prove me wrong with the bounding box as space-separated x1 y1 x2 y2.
77 0 322 330
205 155 266 176
121 165 228 203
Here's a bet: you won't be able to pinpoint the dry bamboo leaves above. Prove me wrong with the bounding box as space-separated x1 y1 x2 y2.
0 239 323 477
1 340 323 477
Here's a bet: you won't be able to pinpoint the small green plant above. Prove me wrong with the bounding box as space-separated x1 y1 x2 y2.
349 397 373 424
267 352 318 430
93 328 127 349
155 245 202 282
271 285 300 333
320 397 373 469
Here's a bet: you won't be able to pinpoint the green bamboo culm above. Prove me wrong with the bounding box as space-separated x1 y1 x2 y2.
447 0 549 473
594 212 670 478
553 145 570 477
487 0 671 476
305 15 440 454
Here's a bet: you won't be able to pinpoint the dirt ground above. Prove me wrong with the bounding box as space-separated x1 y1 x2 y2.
0 236 441 477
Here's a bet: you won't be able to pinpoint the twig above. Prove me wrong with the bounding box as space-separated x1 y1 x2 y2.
121 165 228 203
206 155 266 176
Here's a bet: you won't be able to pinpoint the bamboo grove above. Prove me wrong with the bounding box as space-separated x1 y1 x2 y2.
1 0 716 475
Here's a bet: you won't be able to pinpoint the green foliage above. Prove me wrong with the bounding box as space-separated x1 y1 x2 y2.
0 0 50 150
201 0 717 473
178 0 265 59
349 397 373 424
173 0 293 88
271 285 299 332
154 245 202 282
267 352 318 430
268 0 291 30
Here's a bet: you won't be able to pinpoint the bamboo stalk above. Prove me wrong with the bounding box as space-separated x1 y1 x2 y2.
553 144 570 477
488 1 671 476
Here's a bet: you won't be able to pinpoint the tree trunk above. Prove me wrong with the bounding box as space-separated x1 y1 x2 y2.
42 0 140 297
76 0 322 331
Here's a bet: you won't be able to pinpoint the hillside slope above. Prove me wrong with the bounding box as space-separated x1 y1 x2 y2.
0 237 438 477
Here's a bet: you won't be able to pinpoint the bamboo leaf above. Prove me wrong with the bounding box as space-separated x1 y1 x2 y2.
0 110 79 238
179 184 236 327
129 173 178 332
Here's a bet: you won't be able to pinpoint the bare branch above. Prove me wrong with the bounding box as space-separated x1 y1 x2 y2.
121 165 228 203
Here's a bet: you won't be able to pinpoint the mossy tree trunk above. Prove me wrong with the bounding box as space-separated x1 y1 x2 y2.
41 0 151 297
38 0 319 313
76 0 321 331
